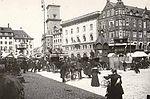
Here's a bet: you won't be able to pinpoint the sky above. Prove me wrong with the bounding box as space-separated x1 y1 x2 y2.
0 0 150 48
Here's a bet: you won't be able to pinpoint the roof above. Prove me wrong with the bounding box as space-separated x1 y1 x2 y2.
61 11 100 27
95 33 108 45
0 27 13 33
46 4 60 9
104 0 150 18
13 30 33 40
110 2 116 7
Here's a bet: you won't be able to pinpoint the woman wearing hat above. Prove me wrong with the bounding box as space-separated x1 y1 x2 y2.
104 69 124 99
91 67 101 87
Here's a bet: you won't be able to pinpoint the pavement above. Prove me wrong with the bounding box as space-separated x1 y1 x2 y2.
23 72 105 99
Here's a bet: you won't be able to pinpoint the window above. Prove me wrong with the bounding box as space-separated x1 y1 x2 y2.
83 26 86 32
65 30 68 35
111 9 114 16
77 27 79 33
122 20 125 26
90 24 93 30
0 41 2 44
116 10 119 15
30 45 32 49
103 12 106 18
77 37 81 42
0 37 2 39
116 20 119 26
9 37 12 39
139 32 142 38
126 18 129 26
85 45 87 49
126 31 130 37
107 10 110 17
5 41 7 44
9 41 12 45
110 32 114 38
116 31 119 38
71 29 73 34
144 22 146 28
8 33 12 35
139 20 142 28
90 34 93 41
119 20 122 26
5 37 7 39
109 21 114 28
133 19 136 27
83 35 86 41
53 14 56 19
133 32 137 38
147 33 150 38
71 37 73 43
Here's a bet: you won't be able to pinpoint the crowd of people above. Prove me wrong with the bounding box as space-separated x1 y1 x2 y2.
1 53 150 99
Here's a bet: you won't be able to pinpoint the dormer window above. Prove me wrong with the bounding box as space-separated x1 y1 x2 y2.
135 11 139 16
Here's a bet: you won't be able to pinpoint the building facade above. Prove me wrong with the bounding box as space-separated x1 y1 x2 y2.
0 26 33 57
13 30 33 57
0 27 14 54
99 0 150 54
61 11 100 57
42 4 62 55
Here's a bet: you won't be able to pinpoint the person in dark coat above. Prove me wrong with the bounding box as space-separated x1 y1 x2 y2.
91 67 100 87
83 61 92 78
76 61 82 79
134 61 140 74
123 61 127 71
22 59 28 73
104 69 124 99
60 60 69 82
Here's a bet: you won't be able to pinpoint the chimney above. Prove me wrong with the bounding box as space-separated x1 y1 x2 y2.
8 23 10 28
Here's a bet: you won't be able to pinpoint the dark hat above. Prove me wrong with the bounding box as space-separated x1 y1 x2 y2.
111 68 117 73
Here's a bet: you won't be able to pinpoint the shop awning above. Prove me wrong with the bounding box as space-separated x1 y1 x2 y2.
132 51 148 57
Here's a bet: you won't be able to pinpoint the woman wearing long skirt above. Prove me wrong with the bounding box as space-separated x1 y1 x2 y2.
91 67 100 87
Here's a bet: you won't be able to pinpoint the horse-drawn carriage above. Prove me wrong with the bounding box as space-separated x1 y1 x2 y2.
48 53 64 72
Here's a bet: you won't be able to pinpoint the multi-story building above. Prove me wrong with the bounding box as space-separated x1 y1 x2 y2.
0 25 33 57
42 4 62 54
13 30 34 57
61 11 100 57
99 0 150 54
0 26 14 53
